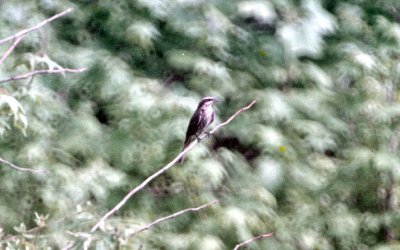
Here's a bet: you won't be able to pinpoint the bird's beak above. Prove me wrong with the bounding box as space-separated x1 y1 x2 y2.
214 97 222 103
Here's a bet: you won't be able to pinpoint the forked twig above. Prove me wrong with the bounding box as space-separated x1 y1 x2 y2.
127 200 218 237
90 100 257 232
0 8 74 64
0 8 73 45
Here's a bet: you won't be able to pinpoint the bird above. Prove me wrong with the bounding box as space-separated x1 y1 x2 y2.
178 96 220 163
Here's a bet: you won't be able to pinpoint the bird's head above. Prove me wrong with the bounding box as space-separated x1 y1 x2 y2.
198 96 221 108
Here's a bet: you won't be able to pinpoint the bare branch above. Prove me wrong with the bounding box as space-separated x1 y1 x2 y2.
61 242 73 250
127 200 218 238
0 8 74 64
233 233 273 250
0 8 73 45
90 100 257 232
0 68 87 84
0 35 26 64
0 156 48 174
209 100 256 134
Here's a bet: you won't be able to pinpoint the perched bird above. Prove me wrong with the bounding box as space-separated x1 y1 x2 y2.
178 96 220 163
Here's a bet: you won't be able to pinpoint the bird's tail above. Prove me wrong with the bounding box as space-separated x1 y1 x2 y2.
177 154 185 163
177 149 185 163
177 139 191 163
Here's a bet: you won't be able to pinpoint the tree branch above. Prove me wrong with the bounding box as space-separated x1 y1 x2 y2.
61 242 73 250
233 233 273 250
0 8 73 45
0 68 87 84
90 100 257 232
127 200 218 238
0 8 74 64
0 156 48 174
0 35 26 64
208 100 257 134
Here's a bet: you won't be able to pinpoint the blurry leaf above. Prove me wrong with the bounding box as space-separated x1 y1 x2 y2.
196 159 227 188
262 90 294 122
256 157 283 192
277 0 336 57
126 21 160 49
198 235 224 250
135 0 168 18
23 53 66 74
194 59 231 83
13 223 27 234
375 16 400 45
328 211 360 243
255 125 285 152
336 3 366 35
237 1 277 24
167 50 204 71
343 44 377 70
0 93 28 135
34 212 49 227
304 63 332 88
223 207 252 241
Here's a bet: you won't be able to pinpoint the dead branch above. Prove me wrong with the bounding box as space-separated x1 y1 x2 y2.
61 242 73 250
0 8 73 45
0 68 87 84
0 156 48 174
0 8 73 64
127 200 218 238
90 100 257 232
233 233 273 250
209 100 256 134
0 35 26 64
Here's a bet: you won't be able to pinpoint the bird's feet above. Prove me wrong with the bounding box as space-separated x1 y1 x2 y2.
204 131 212 137
197 132 212 142
195 134 202 142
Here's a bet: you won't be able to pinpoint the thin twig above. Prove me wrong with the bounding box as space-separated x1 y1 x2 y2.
0 68 87 84
0 156 48 174
0 35 26 64
61 241 73 250
209 100 256 134
0 8 74 64
233 233 273 250
127 200 218 238
0 8 73 45
90 100 257 232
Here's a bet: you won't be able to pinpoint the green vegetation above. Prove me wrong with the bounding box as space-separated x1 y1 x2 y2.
1 0 400 249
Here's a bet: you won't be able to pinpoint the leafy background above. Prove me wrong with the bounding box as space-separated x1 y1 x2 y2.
1 0 400 249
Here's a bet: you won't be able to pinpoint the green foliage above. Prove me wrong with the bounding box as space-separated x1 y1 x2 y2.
1 0 400 249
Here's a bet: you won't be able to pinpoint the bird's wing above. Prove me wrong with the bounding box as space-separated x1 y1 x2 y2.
184 110 202 144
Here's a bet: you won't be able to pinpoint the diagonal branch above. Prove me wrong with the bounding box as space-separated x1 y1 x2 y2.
209 100 256 134
0 68 87 84
90 100 257 232
233 233 273 250
0 35 26 64
0 156 48 174
0 8 73 45
127 200 218 238
0 8 74 64
61 242 74 250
